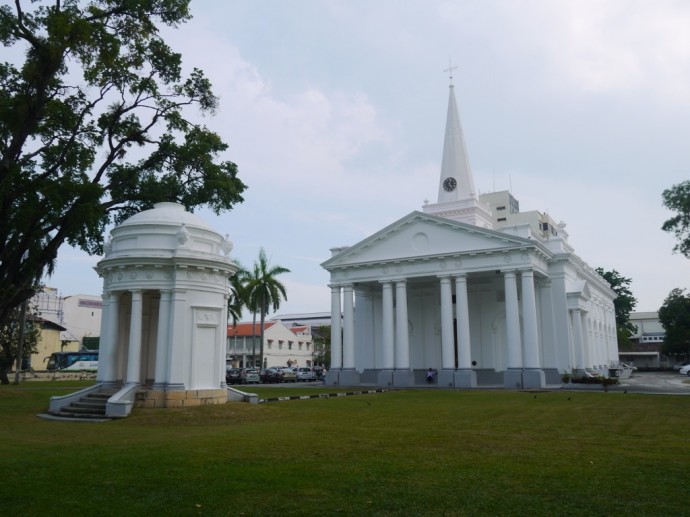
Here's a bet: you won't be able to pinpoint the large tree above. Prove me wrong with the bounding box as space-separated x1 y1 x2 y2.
0 1 246 329
662 181 690 257
245 248 289 369
595 268 638 348
658 288 690 358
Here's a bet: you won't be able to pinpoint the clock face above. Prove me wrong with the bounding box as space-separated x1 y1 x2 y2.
443 177 457 192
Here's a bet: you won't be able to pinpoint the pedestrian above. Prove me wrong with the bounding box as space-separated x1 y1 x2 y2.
426 368 434 384
322 366 328 384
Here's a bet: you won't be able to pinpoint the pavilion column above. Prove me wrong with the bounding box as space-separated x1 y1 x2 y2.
571 308 586 371
98 291 120 384
153 290 171 389
520 269 545 388
342 284 355 369
503 270 523 388
439 276 455 370
167 289 188 390
381 281 395 369
125 290 143 385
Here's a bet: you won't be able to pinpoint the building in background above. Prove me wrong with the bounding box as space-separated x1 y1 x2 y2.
619 312 667 369
227 321 314 369
34 288 102 348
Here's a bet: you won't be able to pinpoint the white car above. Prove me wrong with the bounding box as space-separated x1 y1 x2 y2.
679 364 690 376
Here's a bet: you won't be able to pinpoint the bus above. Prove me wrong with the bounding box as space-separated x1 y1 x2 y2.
46 351 99 371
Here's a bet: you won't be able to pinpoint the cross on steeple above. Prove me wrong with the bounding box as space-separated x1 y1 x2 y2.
444 59 458 86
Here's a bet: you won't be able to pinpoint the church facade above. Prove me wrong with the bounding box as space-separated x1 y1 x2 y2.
322 83 618 389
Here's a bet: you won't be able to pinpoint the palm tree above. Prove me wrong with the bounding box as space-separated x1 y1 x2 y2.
227 261 248 327
246 248 290 369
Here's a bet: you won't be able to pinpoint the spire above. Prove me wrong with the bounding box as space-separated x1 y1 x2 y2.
422 68 493 229
437 79 476 203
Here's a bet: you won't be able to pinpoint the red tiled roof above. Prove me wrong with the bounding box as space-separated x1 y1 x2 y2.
289 326 308 334
227 321 277 337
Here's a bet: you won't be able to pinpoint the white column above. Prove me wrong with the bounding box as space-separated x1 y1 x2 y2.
330 285 342 369
153 290 171 388
96 290 110 383
520 269 541 369
167 289 188 389
103 292 120 382
394 280 409 369
504 270 522 369
571 308 585 370
381 281 395 370
342 284 355 369
440 276 455 369
455 274 472 369
125 290 143 385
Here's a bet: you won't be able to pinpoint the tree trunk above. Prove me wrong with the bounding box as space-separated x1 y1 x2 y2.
0 365 10 385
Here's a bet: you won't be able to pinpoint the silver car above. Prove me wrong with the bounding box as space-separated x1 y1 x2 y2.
296 367 316 381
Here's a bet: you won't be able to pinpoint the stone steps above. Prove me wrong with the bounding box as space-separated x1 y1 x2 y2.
51 389 119 421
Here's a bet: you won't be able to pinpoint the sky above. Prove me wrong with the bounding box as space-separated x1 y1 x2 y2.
43 0 690 316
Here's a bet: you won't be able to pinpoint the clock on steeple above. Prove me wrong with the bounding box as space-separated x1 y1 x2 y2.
443 177 457 192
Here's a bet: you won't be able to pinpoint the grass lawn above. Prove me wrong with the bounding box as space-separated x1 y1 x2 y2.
1 382 688 516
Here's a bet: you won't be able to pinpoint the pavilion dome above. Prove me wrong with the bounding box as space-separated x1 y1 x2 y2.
118 202 213 231
102 202 233 261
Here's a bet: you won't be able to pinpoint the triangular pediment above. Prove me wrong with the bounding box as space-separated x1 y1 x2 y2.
322 211 535 269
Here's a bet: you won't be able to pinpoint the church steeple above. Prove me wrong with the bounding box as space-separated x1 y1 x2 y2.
422 67 494 229
438 78 476 203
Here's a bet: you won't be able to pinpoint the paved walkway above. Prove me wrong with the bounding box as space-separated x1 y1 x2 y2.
613 370 690 395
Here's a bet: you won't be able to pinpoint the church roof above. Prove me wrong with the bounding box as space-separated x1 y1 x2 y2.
322 210 543 270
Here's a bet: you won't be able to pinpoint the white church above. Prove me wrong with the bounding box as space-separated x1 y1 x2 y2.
322 80 619 389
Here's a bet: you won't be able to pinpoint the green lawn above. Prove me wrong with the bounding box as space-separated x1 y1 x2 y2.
1 383 687 516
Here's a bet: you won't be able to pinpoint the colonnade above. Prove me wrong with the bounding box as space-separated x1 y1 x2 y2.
329 268 548 388
97 288 196 390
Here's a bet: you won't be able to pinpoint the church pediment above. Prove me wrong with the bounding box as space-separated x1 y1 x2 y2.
322 211 535 269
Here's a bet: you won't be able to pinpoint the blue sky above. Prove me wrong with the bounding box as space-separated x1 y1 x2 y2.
44 0 690 315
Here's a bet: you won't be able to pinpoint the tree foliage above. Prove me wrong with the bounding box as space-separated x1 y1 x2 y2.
0 1 246 328
312 324 331 368
658 288 690 357
0 299 41 384
244 248 289 369
595 268 638 339
662 181 690 258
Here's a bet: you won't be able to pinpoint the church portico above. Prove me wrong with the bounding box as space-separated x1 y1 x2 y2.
322 79 619 390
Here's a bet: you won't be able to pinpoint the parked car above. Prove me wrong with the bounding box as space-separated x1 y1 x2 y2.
673 361 690 370
279 367 297 382
261 367 284 383
313 366 324 380
296 367 316 381
225 368 242 385
241 368 260 384
680 364 690 376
